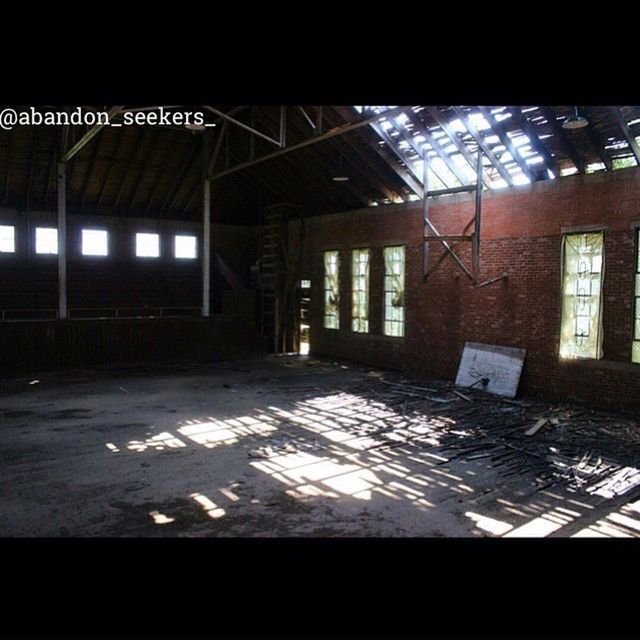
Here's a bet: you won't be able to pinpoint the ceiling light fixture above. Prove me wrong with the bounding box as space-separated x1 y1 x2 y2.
562 106 589 130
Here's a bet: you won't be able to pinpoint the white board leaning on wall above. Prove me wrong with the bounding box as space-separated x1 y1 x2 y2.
455 342 526 399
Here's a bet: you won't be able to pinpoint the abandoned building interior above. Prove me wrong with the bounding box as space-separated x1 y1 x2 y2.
3 103 640 540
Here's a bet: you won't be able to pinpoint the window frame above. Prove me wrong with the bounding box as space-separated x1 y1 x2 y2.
351 247 371 334
559 230 605 360
323 249 340 330
383 244 406 338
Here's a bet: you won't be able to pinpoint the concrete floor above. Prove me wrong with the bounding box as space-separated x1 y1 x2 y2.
1 355 639 537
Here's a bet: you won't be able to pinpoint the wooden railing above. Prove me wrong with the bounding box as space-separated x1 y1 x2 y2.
0 306 202 321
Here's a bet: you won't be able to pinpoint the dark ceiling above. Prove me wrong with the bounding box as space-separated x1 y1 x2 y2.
0 105 638 226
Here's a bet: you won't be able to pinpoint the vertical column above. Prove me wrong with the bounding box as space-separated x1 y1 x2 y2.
422 150 429 278
472 150 482 279
202 178 211 317
57 161 67 319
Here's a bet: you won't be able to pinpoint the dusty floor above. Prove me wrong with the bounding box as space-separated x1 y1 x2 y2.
1 355 640 537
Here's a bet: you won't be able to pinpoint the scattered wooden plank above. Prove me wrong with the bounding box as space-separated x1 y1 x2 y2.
453 389 473 403
378 379 438 393
525 418 549 437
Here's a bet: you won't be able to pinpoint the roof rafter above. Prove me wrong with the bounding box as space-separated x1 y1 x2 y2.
423 107 492 188
610 106 640 166
476 107 536 182
509 106 559 177
128 130 163 211
540 106 585 174
207 106 408 182
25 128 39 211
452 107 514 186
367 111 454 190
162 138 202 215
403 109 470 186
61 106 123 163
582 109 613 171
79 134 103 208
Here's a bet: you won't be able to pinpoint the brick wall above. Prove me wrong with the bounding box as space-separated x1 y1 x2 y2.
290 166 640 412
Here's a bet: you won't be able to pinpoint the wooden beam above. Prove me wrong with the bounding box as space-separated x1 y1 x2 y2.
369 119 425 195
3 131 13 203
476 107 536 182
162 138 201 215
144 135 182 214
128 130 163 211
203 105 281 147
95 129 131 210
253 107 370 208
540 106 585 174
403 109 471 187
207 106 409 181
79 134 103 208
452 107 514 185
611 106 640 166
44 136 58 208
582 110 613 171
334 132 403 202
25 128 39 211
61 106 123 162
510 106 560 177
326 107 406 200
423 106 492 188
370 141 424 197
207 120 229 175
113 128 147 210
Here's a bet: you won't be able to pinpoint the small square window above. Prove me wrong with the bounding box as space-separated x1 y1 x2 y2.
82 229 108 256
0 225 15 253
136 233 160 258
35 228 58 255
174 235 197 259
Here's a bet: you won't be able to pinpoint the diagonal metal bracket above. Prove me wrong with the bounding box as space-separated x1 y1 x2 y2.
423 149 481 282
422 148 507 288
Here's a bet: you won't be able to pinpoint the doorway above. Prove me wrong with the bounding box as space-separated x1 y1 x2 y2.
298 279 311 355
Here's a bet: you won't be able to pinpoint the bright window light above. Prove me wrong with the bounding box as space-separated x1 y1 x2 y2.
82 229 108 256
136 232 160 258
0 225 15 253
174 235 197 259
35 228 58 254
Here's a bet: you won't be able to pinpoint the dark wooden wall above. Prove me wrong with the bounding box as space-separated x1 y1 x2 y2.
0 209 261 315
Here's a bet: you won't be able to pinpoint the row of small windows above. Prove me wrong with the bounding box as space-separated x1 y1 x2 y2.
323 246 406 338
0 225 197 259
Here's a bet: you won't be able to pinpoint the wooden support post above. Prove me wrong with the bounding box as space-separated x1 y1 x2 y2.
202 178 211 317
57 162 67 320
